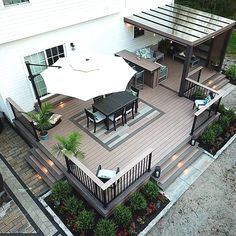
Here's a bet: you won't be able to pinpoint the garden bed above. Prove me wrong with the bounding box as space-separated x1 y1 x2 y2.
198 105 236 155
44 180 169 236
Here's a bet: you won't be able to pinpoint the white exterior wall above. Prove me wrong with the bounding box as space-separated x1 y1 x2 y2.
0 0 173 120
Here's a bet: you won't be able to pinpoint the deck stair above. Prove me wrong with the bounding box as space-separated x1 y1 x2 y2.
202 72 229 90
25 147 65 187
157 143 204 190
40 94 72 107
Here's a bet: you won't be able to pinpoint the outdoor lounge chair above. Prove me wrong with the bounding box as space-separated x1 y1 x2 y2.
108 107 124 131
96 165 120 183
124 101 135 123
193 92 214 110
84 109 106 133
93 95 104 103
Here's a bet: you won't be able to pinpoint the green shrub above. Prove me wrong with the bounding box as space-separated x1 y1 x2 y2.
76 210 95 232
200 127 216 145
225 64 236 80
113 205 132 227
64 196 84 215
130 192 147 212
95 219 116 236
141 181 160 201
225 108 236 122
218 104 227 115
219 116 230 131
192 89 205 99
51 181 72 202
211 123 224 136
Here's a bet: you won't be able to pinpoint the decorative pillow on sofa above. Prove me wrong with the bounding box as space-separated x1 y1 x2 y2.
136 48 152 59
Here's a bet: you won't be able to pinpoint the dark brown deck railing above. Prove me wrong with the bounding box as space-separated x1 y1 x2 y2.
183 78 222 135
6 97 39 141
65 148 153 207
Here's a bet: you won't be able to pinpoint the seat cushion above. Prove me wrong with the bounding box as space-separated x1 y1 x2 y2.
136 47 152 59
204 95 212 104
195 99 205 108
94 111 106 122
97 169 116 179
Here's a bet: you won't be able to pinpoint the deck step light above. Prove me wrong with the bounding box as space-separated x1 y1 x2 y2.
153 166 161 178
177 162 183 168
42 167 48 173
47 160 54 166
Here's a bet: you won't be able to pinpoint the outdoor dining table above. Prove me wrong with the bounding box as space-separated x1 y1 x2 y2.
92 91 138 130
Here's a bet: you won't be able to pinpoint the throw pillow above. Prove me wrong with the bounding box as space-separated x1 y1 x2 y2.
139 48 152 59
204 95 212 105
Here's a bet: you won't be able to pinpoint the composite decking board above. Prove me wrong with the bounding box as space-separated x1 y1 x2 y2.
42 82 194 174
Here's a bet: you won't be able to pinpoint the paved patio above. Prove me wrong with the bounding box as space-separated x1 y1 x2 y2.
0 120 66 235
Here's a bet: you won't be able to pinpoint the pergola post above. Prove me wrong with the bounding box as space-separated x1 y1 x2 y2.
178 45 193 97
218 28 233 71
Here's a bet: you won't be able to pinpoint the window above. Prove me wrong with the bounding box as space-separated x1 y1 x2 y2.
134 26 144 38
25 45 65 98
3 0 29 6
46 45 65 65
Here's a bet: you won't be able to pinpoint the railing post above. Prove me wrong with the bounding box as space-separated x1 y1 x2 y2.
103 190 107 208
64 155 71 173
197 69 202 82
30 121 40 142
147 153 152 172
215 97 222 115
190 115 197 135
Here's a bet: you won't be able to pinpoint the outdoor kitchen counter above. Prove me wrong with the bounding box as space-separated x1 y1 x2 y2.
115 49 160 88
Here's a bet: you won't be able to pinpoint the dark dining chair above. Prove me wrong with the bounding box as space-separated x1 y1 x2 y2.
134 70 145 89
108 107 124 131
84 109 106 133
105 93 113 98
130 86 139 113
124 101 135 123
93 95 104 103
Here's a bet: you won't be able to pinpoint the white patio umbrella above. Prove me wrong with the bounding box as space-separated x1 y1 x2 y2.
41 53 136 101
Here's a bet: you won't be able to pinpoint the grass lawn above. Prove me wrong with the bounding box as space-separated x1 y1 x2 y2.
227 30 236 55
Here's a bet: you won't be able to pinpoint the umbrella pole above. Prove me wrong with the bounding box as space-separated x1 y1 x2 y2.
25 61 61 109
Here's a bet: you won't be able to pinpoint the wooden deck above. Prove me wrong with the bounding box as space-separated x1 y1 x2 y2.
159 56 216 92
42 84 194 175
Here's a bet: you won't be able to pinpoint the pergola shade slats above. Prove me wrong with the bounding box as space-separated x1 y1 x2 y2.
167 4 234 25
150 8 222 31
129 14 202 43
143 10 211 35
124 4 236 46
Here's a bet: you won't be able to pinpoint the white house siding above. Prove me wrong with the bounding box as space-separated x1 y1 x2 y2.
0 0 173 120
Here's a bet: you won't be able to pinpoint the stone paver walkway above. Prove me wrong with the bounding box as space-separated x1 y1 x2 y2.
0 120 66 235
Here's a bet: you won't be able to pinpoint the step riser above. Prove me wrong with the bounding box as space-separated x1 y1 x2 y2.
159 149 203 190
25 155 55 187
31 148 64 180
161 146 195 177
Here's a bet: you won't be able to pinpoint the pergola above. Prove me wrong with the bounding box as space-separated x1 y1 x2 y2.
124 3 236 95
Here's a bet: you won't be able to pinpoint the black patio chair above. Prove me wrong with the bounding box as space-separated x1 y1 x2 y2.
84 109 106 133
108 107 124 131
124 101 135 123
93 95 104 104
134 70 145 89
130 86 139 113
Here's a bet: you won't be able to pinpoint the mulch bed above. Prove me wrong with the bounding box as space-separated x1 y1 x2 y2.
198 122 236 155
45 188 170 236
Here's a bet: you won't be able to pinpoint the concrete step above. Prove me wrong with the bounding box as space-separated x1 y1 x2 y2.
158 146 204 190
29 148 64 181
25 154 57 187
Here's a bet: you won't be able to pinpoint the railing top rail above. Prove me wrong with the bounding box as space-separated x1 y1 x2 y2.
6 97 33 122
102 147 154 189
186 77 219 94
194 92 223 117
68 147 154 191
187 66 204 77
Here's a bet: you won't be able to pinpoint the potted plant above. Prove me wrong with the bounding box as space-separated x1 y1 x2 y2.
52 132 85 160
24 102 53 140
